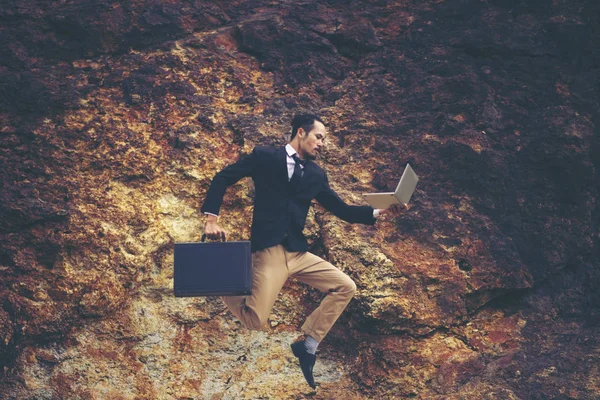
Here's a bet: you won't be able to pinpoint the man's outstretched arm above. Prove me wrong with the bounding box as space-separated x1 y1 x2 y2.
314 174 377 224
315 174 407 224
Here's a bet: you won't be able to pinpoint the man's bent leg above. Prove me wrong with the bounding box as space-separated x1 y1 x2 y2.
221 245 288 330
288 252 357 342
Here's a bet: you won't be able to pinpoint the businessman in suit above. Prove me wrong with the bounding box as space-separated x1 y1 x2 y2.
202 114 406 389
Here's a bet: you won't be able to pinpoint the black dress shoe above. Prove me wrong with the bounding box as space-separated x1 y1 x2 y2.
291 340 317 389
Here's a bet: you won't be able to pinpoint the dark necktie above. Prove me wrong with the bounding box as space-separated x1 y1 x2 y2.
290 154 305 186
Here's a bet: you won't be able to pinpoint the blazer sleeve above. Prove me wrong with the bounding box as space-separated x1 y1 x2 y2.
200 148 257 215
315 173 376 225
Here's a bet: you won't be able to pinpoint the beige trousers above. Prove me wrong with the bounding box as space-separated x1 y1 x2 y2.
221 244 357 342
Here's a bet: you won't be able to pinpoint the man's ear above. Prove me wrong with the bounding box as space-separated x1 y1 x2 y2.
297 128 305 138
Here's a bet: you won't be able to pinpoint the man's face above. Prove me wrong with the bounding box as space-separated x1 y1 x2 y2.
299 121 326 160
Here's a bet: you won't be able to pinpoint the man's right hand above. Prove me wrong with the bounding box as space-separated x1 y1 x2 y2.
204 214 227 240
379 203 409 218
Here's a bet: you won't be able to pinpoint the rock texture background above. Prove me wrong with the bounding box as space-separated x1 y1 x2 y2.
1 0 599 398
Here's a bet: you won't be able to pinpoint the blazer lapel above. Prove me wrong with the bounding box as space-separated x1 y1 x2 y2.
290 159 313 194
279 146 289 184
304 160 318 183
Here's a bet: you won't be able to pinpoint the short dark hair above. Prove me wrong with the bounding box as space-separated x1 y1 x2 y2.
290 114 324 140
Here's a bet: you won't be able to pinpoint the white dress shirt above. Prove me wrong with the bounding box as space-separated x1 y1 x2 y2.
285 143 303 180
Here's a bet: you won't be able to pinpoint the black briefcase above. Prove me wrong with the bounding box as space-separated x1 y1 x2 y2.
174 234 252 297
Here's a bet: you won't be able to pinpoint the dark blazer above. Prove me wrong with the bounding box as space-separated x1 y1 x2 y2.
201 145 376 252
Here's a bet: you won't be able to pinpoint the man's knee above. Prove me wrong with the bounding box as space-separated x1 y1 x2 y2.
241 307 268 330
347 279 357 295
244 318 267 330
339 278 357 297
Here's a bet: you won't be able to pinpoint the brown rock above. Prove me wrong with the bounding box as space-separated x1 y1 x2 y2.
1 0 599 399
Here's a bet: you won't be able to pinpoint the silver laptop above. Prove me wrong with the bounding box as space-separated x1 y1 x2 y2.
363 164 419 209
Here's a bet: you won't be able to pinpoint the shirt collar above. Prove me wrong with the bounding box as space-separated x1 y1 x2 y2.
285 143 307 168
285 143 297 158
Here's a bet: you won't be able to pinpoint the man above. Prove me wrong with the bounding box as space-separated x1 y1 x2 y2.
202 114 406 389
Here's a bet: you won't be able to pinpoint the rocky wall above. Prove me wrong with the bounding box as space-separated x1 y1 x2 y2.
1 0 599 398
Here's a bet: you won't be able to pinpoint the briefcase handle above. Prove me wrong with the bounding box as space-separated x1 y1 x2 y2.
201 232 226 242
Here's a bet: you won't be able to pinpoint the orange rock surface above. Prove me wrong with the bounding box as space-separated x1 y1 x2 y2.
1 0 598 399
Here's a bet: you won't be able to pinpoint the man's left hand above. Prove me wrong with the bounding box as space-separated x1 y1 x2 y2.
378 203 409 218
